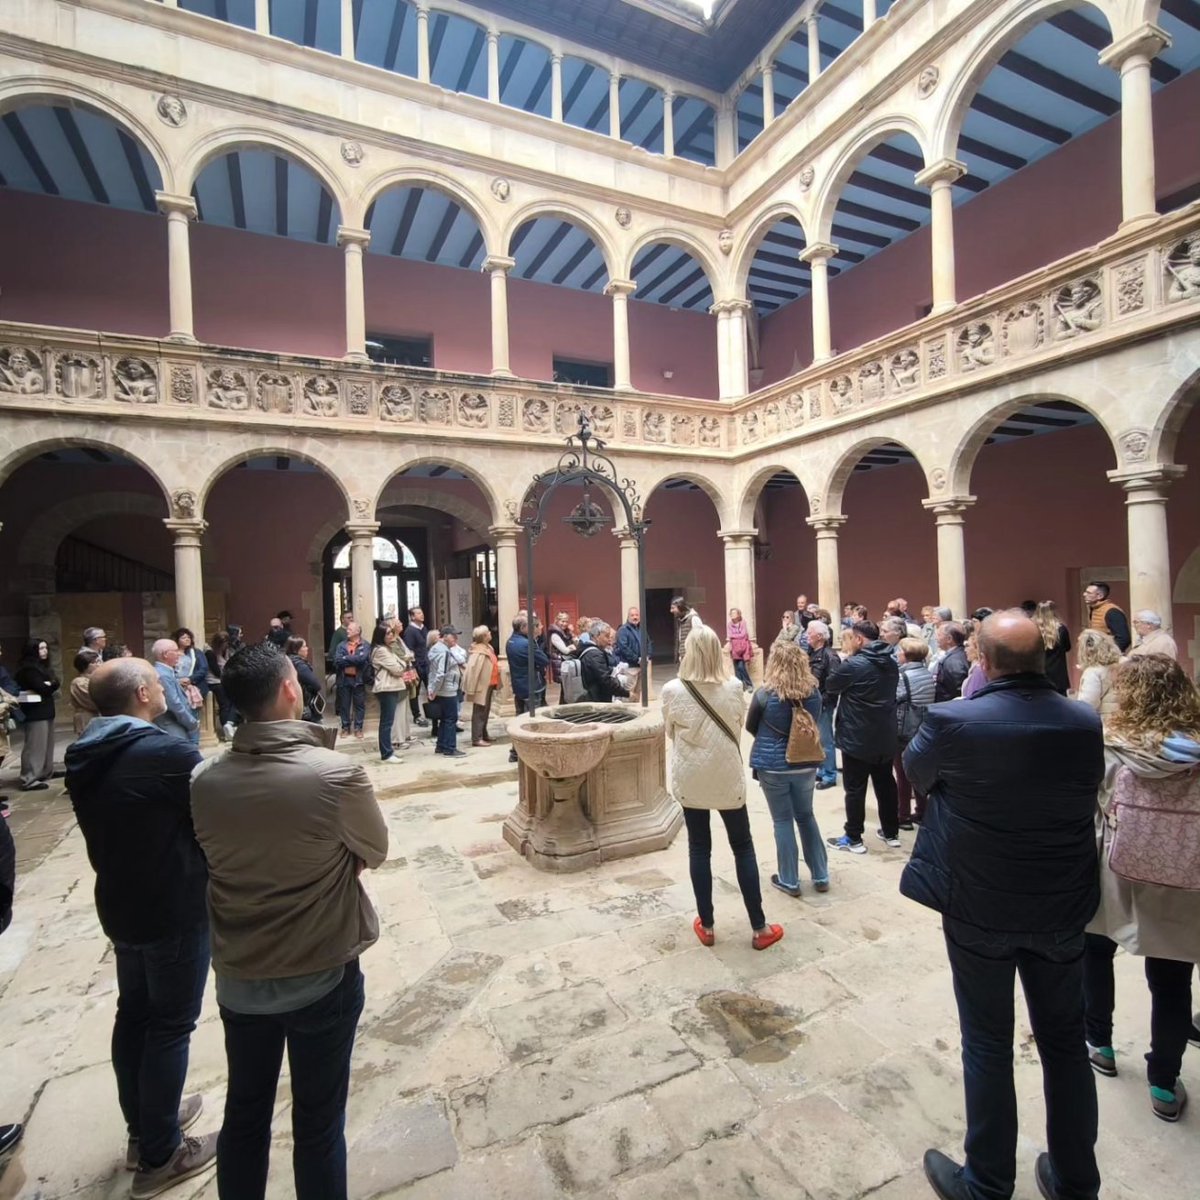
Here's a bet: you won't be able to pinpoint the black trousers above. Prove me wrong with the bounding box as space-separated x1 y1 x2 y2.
1082 932 1193 1089
841 752 899 841
682 806 765 931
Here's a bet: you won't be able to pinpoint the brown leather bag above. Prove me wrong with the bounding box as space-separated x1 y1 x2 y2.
763 694 824 766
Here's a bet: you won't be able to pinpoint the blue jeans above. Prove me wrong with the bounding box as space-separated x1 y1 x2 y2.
337 681 365 732
217 960 364 1200
943 918 1099 1200
434 693 460 754
112 925 211 1166
682 805 765 931
817 705 837 782
733 659 752 689
376 690 400 759
758 769 828 887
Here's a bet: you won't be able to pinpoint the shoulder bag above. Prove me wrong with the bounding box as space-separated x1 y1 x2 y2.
682 681 740 756
762 695 824 766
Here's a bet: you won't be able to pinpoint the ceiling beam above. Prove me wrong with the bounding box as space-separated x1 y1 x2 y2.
997 50 1119 116
562 60 596 116
631 242 670 277
456 26 486 94
458 229 484 269
640 251 696 297
1048 12 1178 84
1162 0 1200 33
525 59 552 112
54 107 109 205
226 152 246 229
969 92 1072 144
382 0 407 72
838 198 921 231
390 186 423 256
428 12 449 75
2 111 58 194
426 198 460 261
957 134 1026 171
302 0 318 48
316 188 333 243
522 220 574 278
274 154 289 237
117 129 157 211
551 237 596 285
499 36 526 92
846 168 931 209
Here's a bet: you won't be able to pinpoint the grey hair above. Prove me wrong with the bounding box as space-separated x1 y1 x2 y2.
83 626 106 645
1134 610 1162 627
881 616 907 635
590 621 613 639
806 620 830 642
150 638 178 662
934 607 953 621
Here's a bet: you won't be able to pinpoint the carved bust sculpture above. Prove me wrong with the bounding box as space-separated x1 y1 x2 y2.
491 178 510 202
0 348 44 394
157 95 187 126
1166 235 1200 301
1053 280 1102 337
115 358 158 403
718 228 734 255
917 66 940 97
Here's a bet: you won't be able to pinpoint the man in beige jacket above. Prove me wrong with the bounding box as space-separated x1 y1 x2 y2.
1127 610 1178 660
190 642 388 1200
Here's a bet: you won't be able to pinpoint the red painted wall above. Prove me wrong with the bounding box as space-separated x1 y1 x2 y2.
758 70 1200 385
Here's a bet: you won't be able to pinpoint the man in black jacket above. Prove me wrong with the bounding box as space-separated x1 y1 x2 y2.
824 620 899 852
402 606 431 727
64 658 217 1197
580 622 630 703
934 622 970 702
805 620 839 789
901 611 1102 1200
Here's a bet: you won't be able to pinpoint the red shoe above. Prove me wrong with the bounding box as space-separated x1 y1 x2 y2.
692 917 715 947
752 923 784 951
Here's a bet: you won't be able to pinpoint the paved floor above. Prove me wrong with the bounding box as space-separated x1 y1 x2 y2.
0 720 1194 1200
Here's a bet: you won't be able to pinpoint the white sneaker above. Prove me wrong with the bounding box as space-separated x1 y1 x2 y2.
222 722 236 740
382 756 405 765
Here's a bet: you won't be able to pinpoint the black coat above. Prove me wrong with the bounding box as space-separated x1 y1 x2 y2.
15 659 59 722
807 645 839 711
825 640 898 762
900 674 1103 934
65 720 208 944
1044 625 1072 695
402 624 429 676
934 645 970 703
580 645 629 703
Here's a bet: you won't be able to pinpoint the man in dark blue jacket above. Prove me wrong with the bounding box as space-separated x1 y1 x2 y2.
901 611 1103 1200
506 614 549 761
65 658 217 1196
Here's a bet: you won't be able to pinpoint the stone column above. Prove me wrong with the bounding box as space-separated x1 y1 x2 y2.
614 528 640 617
711 303 733 400
806 16 821 81
720 529 758 639
800 242 837 362
609 71 622 139
1111 465 1184 631
416 3 431 83
337 226 370 362
662 90 675 157
921 496 975 621
806 515 846 618
486 29 501 103
255 0 269 35
1099 25 1171 228
164 518 207 640
761 62 775 126
726 300 752 398
156 192 198 343
605 279 636 390
491 525 522 639
550 53 564 122
340 0 354 58
916 159 966 314
346 521 380 630
715 100 736 166
863 0 877 28
483 255 516 377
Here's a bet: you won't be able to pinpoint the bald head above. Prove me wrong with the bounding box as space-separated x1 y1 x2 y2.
89 657 166 720
151 638 180 664
977 609 1046 680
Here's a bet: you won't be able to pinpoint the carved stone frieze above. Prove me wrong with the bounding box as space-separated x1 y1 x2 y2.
621 410 637 440
523 396 550 433
56 353 103 400
114 357 159 403
0 345 46 395
808 390 822 419
458 392 489 426
256 372 294 413
418 389 450 423
889 349 920 392
643 411 667 443
497 395 515 427
956 324 994 372
590 404 615 437
1115 259 1146 315
671 413 695 444
829 375 854 412
1119 429 1150 463
1052 279 1102 338
783 392 805 428
304 376 339 417
859 361 884 404
762 402 781 436
348 382 371 417
206 367 249 410
169 364 195 405
1165 233 1200 302
380 384 415 422
699 416 721 447
740 410 760 442
171 489 197 519
554 402 580 436
1002 302 1045 356
925 336 947 380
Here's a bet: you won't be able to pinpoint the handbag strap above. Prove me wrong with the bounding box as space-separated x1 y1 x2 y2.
682 681 740 752
900 669 913 706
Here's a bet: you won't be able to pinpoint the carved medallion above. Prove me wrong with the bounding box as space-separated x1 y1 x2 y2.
615 206 632 229
784 392 805 428
156 95 188 126
0 345 46 395
458 392 489 426
1164 234 1200 303
172 489 197 519
829 375 854 412
1001 302 1045 356
740 411 760 442
762 402 781 435
55 353 103 400
798 165 815 192
698 416 721 447
718 228 733 255
671 413 696 444
523 396 550 433
930 468 947 492
114 357 159 403
340 141 364 167
491 178 511 202
418 389 451 423
917 66 939 98
206 367 249 410
590 404 615 437
256 372 294 413
380 384 415 422
1119 429 1150 463
859 361 884 404
1052 279 1102 339
956 324 994 372
643 411 667 443
889 349 920 392
303 376 339 416
352 497 372 520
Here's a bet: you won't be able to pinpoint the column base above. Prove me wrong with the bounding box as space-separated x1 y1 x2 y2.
343 351 370 364
166 332 198 344
1117 213 1161 233
930 301 956 316
490 367 516 379
611 382 634 392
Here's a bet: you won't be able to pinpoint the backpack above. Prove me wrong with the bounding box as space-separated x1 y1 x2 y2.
559 656 584 703
897 670 927 742
1107 765 1200 891
760 691 824 766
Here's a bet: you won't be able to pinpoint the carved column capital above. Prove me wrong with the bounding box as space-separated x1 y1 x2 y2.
481 255 516 275
799 242 838 264
336 226 370 250
921 495 976 522
604 278 637 297
717 527 758 545
1099 23 1171 70
489 524 523 546
915 158 967 189
345 521 380 545
163 517 207 544
155 191 197 220
1107 463 1186 501
806 514 847 536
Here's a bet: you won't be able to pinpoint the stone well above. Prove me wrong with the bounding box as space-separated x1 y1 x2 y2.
503 703 682 872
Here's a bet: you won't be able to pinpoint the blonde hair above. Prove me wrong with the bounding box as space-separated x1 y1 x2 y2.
577 616 593 635
1107 654 1200 748
1034 601 1061 650
899 637 928 662
762 641 816 701
471 625 490 644
839 628 857 656
1076 628 1120 671
678 625 729 684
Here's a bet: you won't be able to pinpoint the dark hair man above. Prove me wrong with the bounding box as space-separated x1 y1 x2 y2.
402 606 430 727
824 619 901 853
901 610 1103 1200
1083 582 1131 652
65 657 216 1197
934 621 970 702
190 643 388 1200
669 596 700 664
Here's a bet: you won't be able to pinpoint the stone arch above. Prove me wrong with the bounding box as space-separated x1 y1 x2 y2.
0 78 173 191
948 391 1121 496
372 452 501 526
502 199 618 280
178 127 349 215
732 202 810 298
733 459 817 528
822 435 933 516
1149 364 1200 466
196 444 354 515
934 0 1117 161
623 228 724 297
811 116 932 246
640 466 733 528
376 484 494 543
356 168 499 253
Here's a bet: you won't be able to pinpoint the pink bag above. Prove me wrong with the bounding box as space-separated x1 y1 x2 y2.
1107 765 1200 891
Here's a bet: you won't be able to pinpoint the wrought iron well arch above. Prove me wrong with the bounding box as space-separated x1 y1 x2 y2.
516 412 649 711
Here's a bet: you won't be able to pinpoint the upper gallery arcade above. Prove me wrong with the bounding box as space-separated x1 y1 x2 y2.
0 0 1199 677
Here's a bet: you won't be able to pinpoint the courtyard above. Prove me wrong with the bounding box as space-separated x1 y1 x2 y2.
0 730 1193 1200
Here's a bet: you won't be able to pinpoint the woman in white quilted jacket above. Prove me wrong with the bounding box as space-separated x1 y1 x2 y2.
661 624 784 951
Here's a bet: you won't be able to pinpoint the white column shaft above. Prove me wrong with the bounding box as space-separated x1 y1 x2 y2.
340 0 354 58
715 309 733 401
612 291 631 390
815 530 841 619
489 267 511 376
662 92 675 156
1118 55 1157 225
728 306 749 398
495 534 520 640
934 515 968 621
255 0 269 35
618 536 639 617
806 17 821 80
343 240 367 359
930 179 957 313
168 526 206 640
722 538 757 640
349 533 377 629
165 210 194 341
863 0 877 28
1126 491 1173 629
761 65 775 125
417 8 430 82
810 257 832 362
487 33 501 103
550 54 564 122
609 73 622 138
